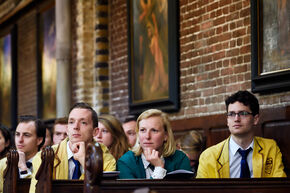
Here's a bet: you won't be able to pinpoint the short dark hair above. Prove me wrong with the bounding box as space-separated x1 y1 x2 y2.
123 114 137 124
0 124 12 158
69 102 98 128
18 115 46 150
53 117 68 133
225 90 259 116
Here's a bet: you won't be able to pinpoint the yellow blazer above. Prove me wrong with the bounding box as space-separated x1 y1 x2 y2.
0 158 6 193
0 156 33 193
29 138 116 193
196 136 286 178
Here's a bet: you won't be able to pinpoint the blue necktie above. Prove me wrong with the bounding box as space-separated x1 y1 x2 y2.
148 164 155 171
71 157 81 179
26 162 32 169
238 148 252 178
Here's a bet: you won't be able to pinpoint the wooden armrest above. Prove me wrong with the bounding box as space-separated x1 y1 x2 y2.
3 149 19 193
35 146 54 193
84 142 103 193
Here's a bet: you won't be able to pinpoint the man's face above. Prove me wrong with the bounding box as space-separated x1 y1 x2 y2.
42 128 52 149
122 121 137 147
0 131 9 153
227 101 259 138
67 108 97 145
15 121 42 158
53 124 67 145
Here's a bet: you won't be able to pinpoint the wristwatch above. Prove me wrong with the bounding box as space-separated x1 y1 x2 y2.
20 170 28 175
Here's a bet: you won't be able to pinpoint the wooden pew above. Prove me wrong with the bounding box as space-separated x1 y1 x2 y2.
41 142 290 193
4 142 290 193
3 149 19 193
2 147 53 193
262 119 290 176
48 178 290 193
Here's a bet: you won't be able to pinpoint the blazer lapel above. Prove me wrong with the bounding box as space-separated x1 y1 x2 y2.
252 137 263 177
136 155 146 178
217 138 230 178
54 138 69 179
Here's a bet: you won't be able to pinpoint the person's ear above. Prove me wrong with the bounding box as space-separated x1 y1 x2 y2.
253 114 260 126
5 140 10 148
93 127 98 137
164 132 168 142
37 137 43 146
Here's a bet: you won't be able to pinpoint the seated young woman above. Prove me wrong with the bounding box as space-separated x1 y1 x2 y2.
94 114 129 160
0 124 11 160
176 130 205 176
117 109 191 179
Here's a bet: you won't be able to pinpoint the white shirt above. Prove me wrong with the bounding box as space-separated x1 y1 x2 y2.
229 137 254 178
19 158 33 179
141 153 167 179
67 142 83 179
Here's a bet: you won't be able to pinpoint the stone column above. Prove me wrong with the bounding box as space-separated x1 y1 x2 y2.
55 0 71 117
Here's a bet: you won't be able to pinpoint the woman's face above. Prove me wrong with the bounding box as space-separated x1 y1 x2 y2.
94 122 113 148
0 131 9 153
138 116 168 153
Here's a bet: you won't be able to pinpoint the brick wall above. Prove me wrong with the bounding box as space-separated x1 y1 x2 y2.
109 0 129 118
178 0 251 118
17 10 38 116
108 0 290 121
71 0 95 106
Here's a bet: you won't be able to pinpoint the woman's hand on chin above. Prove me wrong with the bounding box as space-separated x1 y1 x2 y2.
144 148 164 168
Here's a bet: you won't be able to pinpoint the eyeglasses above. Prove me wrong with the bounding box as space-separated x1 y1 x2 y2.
227 111 253 118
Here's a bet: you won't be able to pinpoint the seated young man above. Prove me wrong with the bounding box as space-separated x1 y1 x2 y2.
0 115 45 192
196 90 286 178
29 102 116 193
52 117 68 145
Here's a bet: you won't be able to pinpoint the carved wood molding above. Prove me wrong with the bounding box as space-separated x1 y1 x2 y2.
0 0 33 24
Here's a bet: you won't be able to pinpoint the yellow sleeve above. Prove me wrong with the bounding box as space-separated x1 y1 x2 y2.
272 143 287 177
100 143 116 171
0 158 7 193
29 152 42 193
196 151 209 178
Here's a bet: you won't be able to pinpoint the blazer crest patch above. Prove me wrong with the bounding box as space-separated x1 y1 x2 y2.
265 157 273 174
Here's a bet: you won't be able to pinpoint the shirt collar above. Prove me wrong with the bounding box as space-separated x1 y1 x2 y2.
229 136 254 156
141 153 150 169
67 141 74 160
141 153 165 169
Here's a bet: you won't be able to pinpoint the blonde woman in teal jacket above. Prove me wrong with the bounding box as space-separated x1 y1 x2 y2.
117 109 191 179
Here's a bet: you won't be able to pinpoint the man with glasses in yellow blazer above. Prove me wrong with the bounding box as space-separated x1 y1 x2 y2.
196 90 286 178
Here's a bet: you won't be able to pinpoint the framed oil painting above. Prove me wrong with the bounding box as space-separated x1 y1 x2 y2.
251 0 290 93
127 0 179 114
39 5 57 120
0 27 17 129
39 5 56 119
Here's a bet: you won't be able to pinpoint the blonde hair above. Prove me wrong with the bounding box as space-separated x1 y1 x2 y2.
178 130 204 155
98 114 129 160
132 109 176 157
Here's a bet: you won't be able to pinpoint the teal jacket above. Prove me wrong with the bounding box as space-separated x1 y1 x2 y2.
117 150 191 179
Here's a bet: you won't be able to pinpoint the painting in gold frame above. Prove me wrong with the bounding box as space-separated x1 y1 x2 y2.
127 0 179 114
0 33 12 127
39 6 56 119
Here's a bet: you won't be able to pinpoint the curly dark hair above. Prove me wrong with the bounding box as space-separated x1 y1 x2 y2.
225 90 259 116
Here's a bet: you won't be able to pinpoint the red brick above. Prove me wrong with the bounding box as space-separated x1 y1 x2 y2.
220 0 232 7
213 16 226 26
207 2 219 12
221 68 233 76
240 45 251 54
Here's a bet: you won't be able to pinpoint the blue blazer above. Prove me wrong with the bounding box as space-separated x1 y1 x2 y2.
117 150 191 179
